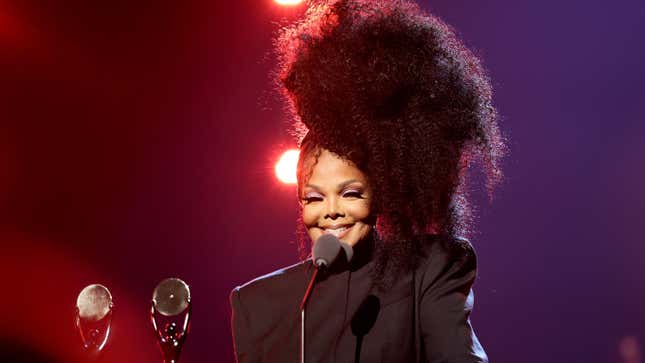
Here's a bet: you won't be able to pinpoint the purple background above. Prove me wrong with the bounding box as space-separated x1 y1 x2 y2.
1 0 644 361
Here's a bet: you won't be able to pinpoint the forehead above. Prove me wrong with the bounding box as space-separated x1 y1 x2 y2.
303 149 367 187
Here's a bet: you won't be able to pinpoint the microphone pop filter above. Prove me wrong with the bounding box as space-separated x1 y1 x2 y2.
152 278 191 317
313 234 341 267
76 284 112 322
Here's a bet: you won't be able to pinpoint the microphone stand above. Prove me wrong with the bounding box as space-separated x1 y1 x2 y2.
300 234 349 363
299 266 323 363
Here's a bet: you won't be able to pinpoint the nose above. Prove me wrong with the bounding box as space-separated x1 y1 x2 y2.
324 196 344 220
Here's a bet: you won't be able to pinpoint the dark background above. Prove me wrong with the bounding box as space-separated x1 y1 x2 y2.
1 0 644 361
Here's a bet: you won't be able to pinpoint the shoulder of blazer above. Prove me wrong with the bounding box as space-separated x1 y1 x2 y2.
417 234 477 272
231 260 312 306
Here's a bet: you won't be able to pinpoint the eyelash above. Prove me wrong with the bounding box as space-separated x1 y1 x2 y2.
342 190 362 198
302 196 322 204
301 190 363 204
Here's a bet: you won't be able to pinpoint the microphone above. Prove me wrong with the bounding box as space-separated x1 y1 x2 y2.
300 235 354 363
312 234 354 268
312 234 342 268
151 278 191 363
75 284 113 357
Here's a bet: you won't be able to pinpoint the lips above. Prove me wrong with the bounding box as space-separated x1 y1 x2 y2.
321 224 354 239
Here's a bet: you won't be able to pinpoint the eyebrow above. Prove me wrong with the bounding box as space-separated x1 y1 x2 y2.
304 179 363 191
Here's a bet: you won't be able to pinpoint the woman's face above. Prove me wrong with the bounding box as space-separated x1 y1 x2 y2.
300 149 373 247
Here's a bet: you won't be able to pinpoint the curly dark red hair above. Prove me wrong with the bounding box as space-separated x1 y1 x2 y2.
277 0 505 282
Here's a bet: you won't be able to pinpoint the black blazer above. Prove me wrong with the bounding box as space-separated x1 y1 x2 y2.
230 235 487 363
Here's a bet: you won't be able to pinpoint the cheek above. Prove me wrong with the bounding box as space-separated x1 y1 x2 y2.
346 200 371 220
355 223 372 239
301 205 318 227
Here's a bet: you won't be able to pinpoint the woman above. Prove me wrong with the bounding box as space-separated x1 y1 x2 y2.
230 0 505 362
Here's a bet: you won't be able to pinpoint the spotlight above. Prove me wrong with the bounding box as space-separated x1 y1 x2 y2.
275 149 299 184
275 0 304 5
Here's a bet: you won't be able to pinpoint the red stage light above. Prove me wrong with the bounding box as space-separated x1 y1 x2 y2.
275 0 304 6
275 149 299 184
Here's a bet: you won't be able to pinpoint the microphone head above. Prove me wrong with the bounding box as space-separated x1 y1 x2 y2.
76 284 112 322
152 278 191 317
313 234 341 267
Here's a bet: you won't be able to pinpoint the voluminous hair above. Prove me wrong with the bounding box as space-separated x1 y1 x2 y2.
277 0 506 283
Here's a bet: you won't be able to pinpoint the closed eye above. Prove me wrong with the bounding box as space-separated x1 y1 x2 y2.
302 191 324 204
342 190 363 198
302 196 323 204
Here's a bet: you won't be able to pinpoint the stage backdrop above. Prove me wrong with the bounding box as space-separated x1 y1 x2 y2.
1 0 644 362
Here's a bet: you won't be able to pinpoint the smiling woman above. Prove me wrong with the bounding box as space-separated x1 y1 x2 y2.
300 148 374 246
230 0 505 362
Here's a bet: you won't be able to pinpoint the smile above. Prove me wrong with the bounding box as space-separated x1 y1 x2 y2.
321 224 354 239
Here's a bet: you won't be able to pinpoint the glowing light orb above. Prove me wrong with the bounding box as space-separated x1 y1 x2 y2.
275 0 303 5
275 149 300 184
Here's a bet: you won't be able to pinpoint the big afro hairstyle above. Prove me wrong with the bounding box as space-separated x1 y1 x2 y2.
276 0 506 284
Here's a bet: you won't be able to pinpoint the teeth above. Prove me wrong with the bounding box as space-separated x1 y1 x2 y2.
324 227 348 237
